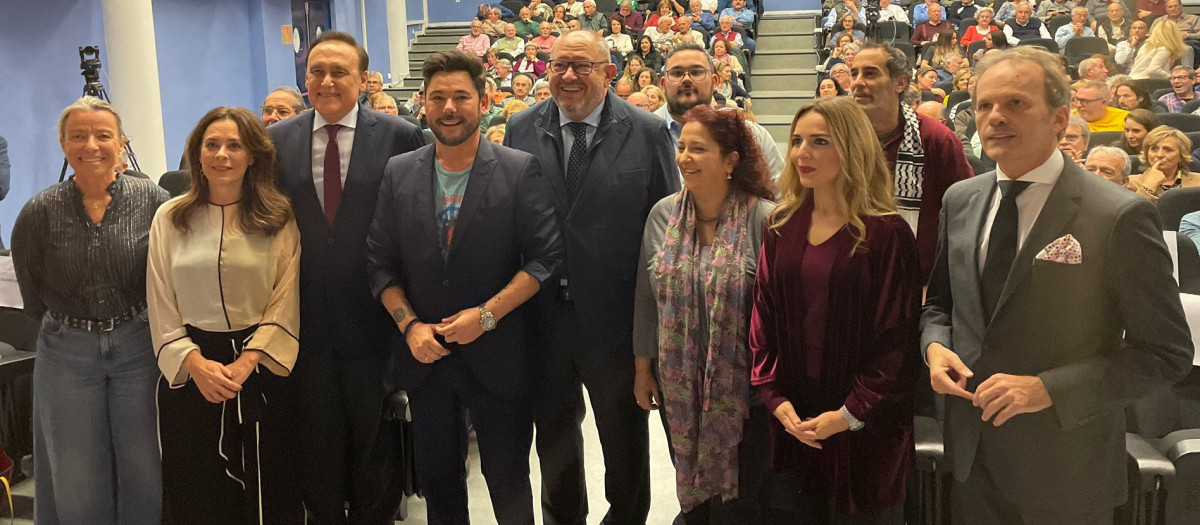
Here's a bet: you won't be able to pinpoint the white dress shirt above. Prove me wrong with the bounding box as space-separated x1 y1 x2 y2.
978 150 1064 270
311 105 359 212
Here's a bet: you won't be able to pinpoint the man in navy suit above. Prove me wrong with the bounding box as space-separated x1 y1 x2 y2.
503 30 677 525
267 30 424 525
367 49 563 525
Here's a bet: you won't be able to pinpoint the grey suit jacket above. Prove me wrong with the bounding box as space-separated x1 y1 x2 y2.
502 93 677 352
920 152 1193 512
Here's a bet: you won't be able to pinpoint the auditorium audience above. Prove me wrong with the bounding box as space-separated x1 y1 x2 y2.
917 100 949 126
534 78 552 101
1077 56 1110 81
493 23 527 56
511 73 537 105
1038 0 1077 19
1115 19 1150 69
1085 145 1134 185
532 22 559 53
580 0 609 32
1114 79 1154 110
615 1 647 32
637 68 659 89
860 0 908 23
712 15 748 49
1161 65 1200 112
635 35 667 71
628 90 654 110
948 0 982 25
913 4 952 49
1003 2 1052 44
148 106 302 523
514 43 548 78
689 0 716 31
830 62 852 92
633 104 775 524
960 8 1000 47
550 4 572 34
913 0 941 25
369 92 401 115
818 77 843 97
1129 126 1200 197
1055 7 1097 48
1130 19 1185 79
1118 108 1162 153
564 0 585 17
261 86 307 126
1058 114 1092 165
484 123 506 143
1095 2 1132 45
529 0 553 19
1139 0 1168 18
514 7 541 40
458 19 492 60
1073 80 1128 131
1153 0 1200 38
714 61 751 104
606 18 634 55
751 96 921 524
646 16 678 51
642 84 667 111
711 37 743 74
828 14 865 49
647 0 680 29
482 7 505 37
12 96 168 524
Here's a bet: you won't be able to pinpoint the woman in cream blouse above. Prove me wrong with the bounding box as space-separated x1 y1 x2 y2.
146 106 301 523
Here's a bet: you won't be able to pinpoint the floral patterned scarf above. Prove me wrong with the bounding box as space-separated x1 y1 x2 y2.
651 190 753 511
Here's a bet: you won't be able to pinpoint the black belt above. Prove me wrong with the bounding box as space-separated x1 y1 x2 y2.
47 303 147 333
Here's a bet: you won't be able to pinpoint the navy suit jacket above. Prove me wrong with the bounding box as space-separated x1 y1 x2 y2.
366 140 563 399
503 93 677 353
268 106 424 370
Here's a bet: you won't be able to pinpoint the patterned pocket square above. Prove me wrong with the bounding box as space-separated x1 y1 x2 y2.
1035 234 1082 264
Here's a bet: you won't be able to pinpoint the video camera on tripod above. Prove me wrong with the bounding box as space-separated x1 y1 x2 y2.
59 45 140 181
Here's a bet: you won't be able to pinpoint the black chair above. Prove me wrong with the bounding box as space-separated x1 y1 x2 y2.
893 42 918 69
875 21 911 42
1156 429 1200 525
1016 37 1059 53
1130 153 1143 173
499 0 524 17
1153 88 1174 101
1186 131 1200 149
1088 131 1124 152
1123 433 1175 525
933 81 953 93
957 19 976 35
1140 78 1173 97
1154 101 1172 114
158 169 190 198
537 51 550 61
945 89 970 109
595 0 618 12
1045 15 1072 35
1183 99 1200 114
965 40 986 65
1063 36 1110 66
1160 113 1200 132
911 414 951 525
921 90 941 102
965 154 989 176
1160 187 1200 231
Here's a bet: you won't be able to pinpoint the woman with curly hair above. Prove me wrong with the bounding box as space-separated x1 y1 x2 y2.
633 103 776 524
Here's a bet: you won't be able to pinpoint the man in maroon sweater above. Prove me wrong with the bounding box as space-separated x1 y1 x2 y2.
851 43 974 278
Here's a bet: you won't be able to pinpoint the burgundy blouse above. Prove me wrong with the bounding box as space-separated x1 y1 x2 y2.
749 201 923 514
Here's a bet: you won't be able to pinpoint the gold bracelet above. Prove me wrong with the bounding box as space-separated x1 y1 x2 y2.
1137 183 1160 198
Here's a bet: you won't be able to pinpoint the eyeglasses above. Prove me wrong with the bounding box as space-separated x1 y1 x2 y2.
548 60 610 75
1063 134 1083 142
1170 76 1194 82
262 105 296 117
1070 97 1103 105
665 67 711 81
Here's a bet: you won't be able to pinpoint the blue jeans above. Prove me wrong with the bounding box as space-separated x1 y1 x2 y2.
33 311 162 525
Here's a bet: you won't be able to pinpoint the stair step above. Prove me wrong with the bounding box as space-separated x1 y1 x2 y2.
751 71 819 91
756 33 814 51
415 34 463 45
411 41 458 52
752 50 821 69
758 17 816 34
424 26 471 35
745 90 814 117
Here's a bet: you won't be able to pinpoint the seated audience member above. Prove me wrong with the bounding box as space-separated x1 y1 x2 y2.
672 16 706 46
564 0 586 17
1160 66 1200 112
1038 0 1077 19
994 0 1019 22
714 62 751 104
358 70 385 107
515 7 541 39
921 26 959 67
936 53 966 83
916 100 949 126
261 86 306 126
903 85 922 109
513 44 548 78
1004 2 1052 45
947 0 981 25
1086 145 1134 185
484 123 507 144
818 76 845 98
627 91 654 111
913 0 942 25
1117 109 1162 154
1152 0 1200 38
858 0 908 23
493 58 514 87
1114 79 1155 110
712 38 744 74
912 4 952 49
961 8 1000 46
1056 7 1096 48
830 62 852 92
1179 210 1200 251
951 74 979 149
482 7 505 37
615 77 636 99
713 15 749 50
1128 126 1199 198
828 14 865 49
511 73 537 105
824 0 861 29
642 85 667 111
1073 80 1128 131
614 0 646 32
484 48 502 75
503 99 530 119
606 18 634 55
689 0 716 31
549 5 572 34
1138 0 1167 19
529 0 553 19
1059 114 1092 164
646 0 679 28
580 0 609 32
533 79 552 102
750 96 922 525
915 67 940 92
492 23 526 56
459 19 492 60
567 19 584 32
1130 19 1185 79
531 22 560 53
475 3 491 21
623 56 648 85
634 35 667 71
369 92 401 115
823 35 856 70
972 31 1010 61
1095 2 1132 45
953 68 973 91
1115 20 1150 70
1078 57 1110 81
720 0 755 29
646 16 677 50
636 68 659 90
480 78 504 131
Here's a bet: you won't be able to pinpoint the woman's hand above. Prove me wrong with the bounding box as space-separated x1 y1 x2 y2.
227 350 262 385
773 401 823 449
796 409 852 441
633 358 661 411
183 351 242 404
1141 159 1171 190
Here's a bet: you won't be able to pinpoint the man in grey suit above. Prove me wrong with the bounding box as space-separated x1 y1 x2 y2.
268 30 424 524
921 46 1193 523
503 30 677 525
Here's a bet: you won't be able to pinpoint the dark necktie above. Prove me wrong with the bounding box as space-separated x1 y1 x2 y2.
566 122 589 205
323 124 343 224
981 180 1032 319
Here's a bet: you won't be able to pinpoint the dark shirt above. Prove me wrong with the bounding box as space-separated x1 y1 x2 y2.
11 175 168 320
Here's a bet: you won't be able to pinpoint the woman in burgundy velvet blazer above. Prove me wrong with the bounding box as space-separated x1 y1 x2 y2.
749 97 923 522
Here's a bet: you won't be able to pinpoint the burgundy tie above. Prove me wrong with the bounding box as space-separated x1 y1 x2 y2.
323 123 343 224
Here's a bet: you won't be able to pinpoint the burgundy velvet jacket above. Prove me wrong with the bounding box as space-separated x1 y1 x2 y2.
749 203 923 514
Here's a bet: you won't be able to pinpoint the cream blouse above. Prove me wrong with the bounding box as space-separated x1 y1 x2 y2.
147 197 300 386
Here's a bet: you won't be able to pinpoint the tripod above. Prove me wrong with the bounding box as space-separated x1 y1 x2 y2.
59 45 140 182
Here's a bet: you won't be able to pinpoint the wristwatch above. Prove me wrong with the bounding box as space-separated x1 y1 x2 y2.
840 405 865 432
478 304 497 332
